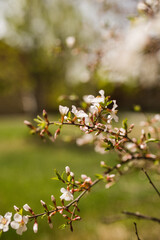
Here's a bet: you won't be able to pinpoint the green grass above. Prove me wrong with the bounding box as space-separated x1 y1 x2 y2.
0 114 159 240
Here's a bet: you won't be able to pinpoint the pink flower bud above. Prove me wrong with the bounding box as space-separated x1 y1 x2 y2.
81 174 87 180
24 120 33 129
49 223 53 229
13 205 19 212
23 204 31 212
65 166 70 175
100 161 105 166
43 109 47 118
40 200 46 207
33 222 38 233
70 172 74 177
74 216 81 220
51 195 56 203
84 177 91 183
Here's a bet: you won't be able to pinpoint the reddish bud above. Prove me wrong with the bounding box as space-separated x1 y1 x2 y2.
24 120 34 129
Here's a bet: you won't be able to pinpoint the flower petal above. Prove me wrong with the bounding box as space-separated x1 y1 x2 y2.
11 221 19 230
22 224 27 232
0 216 3 222
3 225 9 232
23 216 28 224
60 188 66 194
0 224 4 229
16 227 23 235
4 212 12 220
14 213 22 222
60 193 65 200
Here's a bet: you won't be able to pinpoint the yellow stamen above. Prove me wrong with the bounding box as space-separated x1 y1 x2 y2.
20 220 24 226
1 218 7 225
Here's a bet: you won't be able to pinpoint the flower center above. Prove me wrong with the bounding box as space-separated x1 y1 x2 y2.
1 218 7 225
20 220 24 226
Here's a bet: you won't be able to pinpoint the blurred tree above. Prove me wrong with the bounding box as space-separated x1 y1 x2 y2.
0 0 84 113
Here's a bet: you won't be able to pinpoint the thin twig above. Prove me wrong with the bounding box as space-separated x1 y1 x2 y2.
134 222 141 240
28 178 101 219
142 168 160 198
122 211 160 224
28 159 158 220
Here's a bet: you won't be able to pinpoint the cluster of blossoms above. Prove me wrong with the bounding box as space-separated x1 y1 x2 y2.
0 211 28 235
2 90 160 236
59 90 118 125
24 89 160 164
0 165 96 236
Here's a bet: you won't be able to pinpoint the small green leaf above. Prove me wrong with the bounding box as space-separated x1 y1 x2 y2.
105 141 114 151
81 102 87 109
148 132 151 139
154 160 160 165
37 115 43 121
30 129 36 134
106 100 112 106
68 111 71 119
41 214 46 219
0 230 2 237
67 175 71 182
145 138 159 143
59 224 67 230
95 174 104 180
122 118 128 130
49 205 55 210
34 118 42 124
61 171 65 180
54 169 62 180
51 177 59 181
18 208 23 216
36 122 46 129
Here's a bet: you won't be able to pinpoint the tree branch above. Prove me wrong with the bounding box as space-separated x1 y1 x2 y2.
28 178 101 219
142 168 160 198
134 222 141 240
122 211 160 224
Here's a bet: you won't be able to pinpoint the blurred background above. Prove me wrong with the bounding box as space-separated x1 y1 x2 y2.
0 0 159 114
0 0 160 239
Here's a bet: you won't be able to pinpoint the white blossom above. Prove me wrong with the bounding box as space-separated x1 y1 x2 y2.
83 90 105 105
89 104 99 115
125 142 137 152
119 128 126 136
91 90 105 104
0 212 12 232
76 134 93 146
84 177 92 183
11 213 28 235
59 105 69 116
71 105 88 118
108 100 119 123
83 95 95 104
60 188 74 201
